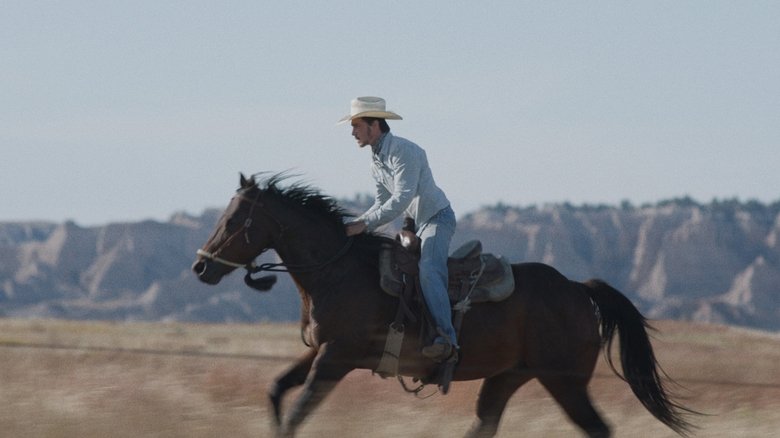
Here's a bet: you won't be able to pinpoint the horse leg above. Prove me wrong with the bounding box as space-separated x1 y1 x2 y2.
278 342 354 437
269 348 318 427
538 376 610 438
464 370 532 438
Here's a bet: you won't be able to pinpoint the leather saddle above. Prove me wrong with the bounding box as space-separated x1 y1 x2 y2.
373 222 515 389
379 238 515 304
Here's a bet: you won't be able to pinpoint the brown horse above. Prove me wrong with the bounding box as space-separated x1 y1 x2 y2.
192 174 694 438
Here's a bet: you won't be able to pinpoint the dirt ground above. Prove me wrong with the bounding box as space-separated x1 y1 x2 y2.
0 318 778 437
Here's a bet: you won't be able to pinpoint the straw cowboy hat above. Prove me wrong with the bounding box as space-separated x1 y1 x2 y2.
338 96 403 124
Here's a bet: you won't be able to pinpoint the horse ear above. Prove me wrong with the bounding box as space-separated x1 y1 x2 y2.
240 173 254 189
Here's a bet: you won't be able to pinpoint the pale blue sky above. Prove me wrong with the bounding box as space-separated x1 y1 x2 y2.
2 1 778 225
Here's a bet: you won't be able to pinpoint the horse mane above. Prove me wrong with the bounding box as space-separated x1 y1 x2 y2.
244 173 394 260
241 173 349 230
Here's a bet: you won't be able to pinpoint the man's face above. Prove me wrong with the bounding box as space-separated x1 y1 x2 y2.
350 118 381 148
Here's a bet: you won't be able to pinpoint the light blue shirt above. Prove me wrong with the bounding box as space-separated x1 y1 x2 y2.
357 132 451 231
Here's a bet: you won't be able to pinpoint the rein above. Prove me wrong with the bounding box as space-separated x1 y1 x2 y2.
250 237 354 274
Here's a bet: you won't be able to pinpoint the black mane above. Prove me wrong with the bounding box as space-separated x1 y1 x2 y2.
242 173 394 260
238 173 350 231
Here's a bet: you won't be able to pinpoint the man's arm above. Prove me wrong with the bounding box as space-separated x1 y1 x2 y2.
359 151 422 231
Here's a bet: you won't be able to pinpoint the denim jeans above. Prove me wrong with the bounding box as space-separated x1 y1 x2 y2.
417 205 458 347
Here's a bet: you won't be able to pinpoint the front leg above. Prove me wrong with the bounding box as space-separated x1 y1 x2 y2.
278 342 355 437
269 348 318 427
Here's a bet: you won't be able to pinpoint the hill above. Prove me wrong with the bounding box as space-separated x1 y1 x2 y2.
1 197 779 330
0 318 778 437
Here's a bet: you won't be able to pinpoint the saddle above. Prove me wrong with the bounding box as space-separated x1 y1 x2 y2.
374 229 515 390
373 218 516 390
379 239 515 305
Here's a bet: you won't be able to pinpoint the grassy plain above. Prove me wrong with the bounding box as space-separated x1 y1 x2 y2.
0 318 778 437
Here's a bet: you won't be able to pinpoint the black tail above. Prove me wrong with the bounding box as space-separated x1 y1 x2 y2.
584 279 696 436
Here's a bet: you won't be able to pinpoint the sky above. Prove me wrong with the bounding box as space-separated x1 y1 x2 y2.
2 1 779 226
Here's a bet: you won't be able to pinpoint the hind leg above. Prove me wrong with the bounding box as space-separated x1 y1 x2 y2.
539 376 610 438
464 370 531 438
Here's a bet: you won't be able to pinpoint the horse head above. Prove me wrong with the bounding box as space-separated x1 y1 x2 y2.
192 173 278 290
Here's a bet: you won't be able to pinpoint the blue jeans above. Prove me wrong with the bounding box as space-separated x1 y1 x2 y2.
417 206 457 347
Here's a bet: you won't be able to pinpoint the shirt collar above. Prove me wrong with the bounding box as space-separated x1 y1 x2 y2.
371 132 390 155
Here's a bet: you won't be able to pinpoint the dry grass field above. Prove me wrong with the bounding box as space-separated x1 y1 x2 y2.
0 318 778 437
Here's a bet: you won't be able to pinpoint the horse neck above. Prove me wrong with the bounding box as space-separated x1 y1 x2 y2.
274 229 345 267
265 204 349 288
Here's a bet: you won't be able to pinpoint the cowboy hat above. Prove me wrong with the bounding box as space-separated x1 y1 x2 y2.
337 96 403 124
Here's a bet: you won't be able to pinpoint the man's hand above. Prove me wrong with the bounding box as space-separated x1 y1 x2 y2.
345 220 368 236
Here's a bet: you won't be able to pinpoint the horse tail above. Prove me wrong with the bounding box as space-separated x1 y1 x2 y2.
583 279 695 436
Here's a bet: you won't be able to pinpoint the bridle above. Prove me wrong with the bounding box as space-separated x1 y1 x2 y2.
196 188 354 277
196 188 267 271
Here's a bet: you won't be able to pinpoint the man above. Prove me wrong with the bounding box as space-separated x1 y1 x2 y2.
339 96 457 362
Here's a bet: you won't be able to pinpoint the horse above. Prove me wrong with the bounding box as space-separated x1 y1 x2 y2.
192 173 695 438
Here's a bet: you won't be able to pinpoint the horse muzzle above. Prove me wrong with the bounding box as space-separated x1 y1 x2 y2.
192 259 225 285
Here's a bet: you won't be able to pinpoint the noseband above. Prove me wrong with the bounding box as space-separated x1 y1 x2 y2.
196 248 255 270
